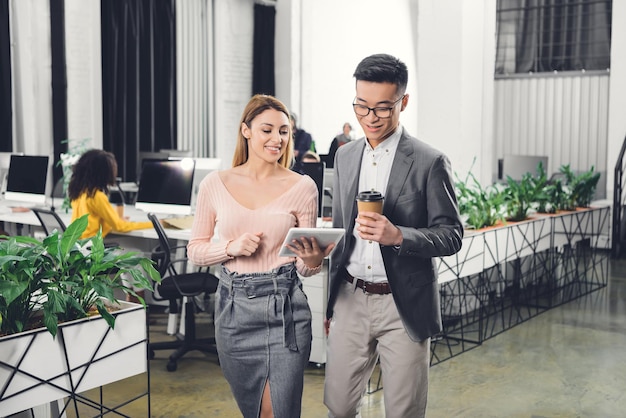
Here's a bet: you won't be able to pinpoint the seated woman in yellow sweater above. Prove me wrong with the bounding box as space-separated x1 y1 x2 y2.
69 149 157 303
68 149 153 238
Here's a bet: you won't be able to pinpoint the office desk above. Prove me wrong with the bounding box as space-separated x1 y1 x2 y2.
0 199 192 241
0 207 40 228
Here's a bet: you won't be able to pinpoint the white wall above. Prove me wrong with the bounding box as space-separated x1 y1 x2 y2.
276 0 494 184
274 0 298 116
277 0 419 155
213 0 254 167
415 0 496 184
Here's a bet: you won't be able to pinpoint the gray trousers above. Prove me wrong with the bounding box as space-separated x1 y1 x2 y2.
324 279 431 418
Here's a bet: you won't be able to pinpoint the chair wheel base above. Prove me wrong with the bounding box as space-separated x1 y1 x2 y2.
166 360 178 372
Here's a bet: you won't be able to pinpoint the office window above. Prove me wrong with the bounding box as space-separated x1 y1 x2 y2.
495 0 612 76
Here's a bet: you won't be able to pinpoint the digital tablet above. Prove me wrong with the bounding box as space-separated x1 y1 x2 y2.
279 227 345 257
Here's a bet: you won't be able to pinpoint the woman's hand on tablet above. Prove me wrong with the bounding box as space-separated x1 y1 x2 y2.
286 236 334 268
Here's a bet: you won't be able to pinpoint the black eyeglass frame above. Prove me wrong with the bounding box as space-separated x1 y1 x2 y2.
352 95 405 119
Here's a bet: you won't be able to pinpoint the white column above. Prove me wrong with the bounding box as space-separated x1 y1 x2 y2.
416 0 496 185
606 1 626 196
65 0 102 149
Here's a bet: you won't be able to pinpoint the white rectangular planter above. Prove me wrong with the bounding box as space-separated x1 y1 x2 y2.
437 233 485 283
0 301 147 417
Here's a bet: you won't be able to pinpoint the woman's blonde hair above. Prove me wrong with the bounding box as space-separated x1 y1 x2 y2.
231 94 294 168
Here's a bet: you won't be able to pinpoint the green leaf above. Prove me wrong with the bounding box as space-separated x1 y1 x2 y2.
6 235 43 246
64 295 86 318
44 289 67 314
140 258 161 283
43 311 59 338
61 214 89 256
92 280 116 301
0 254 27 267
91 229 106 256
96 301 116 329
0 281 29 305
42 232 61 259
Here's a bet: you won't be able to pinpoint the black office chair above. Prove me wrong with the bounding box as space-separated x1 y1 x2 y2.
31 207 121 249
147 212 219 371
109 178 127 206
31 207 67 235
52 178 65 198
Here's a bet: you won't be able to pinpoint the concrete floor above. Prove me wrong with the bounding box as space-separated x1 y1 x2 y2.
62 258 626 417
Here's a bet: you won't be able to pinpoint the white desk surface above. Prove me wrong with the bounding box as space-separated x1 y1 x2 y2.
0 198 192 241
0 197 334 242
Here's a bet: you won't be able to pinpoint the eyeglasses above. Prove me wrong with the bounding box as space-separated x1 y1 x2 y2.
352 95 405 119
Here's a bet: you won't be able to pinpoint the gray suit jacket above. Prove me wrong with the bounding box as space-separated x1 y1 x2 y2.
327 128 464 342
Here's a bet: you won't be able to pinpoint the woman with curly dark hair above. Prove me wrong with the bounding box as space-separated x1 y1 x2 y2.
68 149 153 239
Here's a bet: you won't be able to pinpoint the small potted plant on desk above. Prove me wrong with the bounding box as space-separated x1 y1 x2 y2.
0 214 161 416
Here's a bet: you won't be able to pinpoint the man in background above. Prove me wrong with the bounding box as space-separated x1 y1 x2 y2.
290 113 315 162
327 122 353 168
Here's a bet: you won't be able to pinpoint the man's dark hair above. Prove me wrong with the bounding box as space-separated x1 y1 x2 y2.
353 53 408 96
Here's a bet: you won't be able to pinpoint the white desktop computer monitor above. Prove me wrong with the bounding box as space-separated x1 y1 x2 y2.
191 158 222 209
501 155 548 182
4 155 49 205
135 158 196 215
0 152 21 170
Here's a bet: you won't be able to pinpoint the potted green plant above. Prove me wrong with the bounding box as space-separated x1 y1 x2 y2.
503 161 549 221
0 213 160 337
0 213 160 415
57 138 89 212
560 164 601 209
537 180 566 213
455 163 506 230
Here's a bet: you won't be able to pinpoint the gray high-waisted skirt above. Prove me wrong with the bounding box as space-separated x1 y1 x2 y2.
216 263 312 418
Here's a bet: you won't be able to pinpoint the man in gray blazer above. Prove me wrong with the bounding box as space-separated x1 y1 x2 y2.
323 54 463 418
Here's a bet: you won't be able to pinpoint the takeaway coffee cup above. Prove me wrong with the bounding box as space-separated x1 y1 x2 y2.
356 191 384 215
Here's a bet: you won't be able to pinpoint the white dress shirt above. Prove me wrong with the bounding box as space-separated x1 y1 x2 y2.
346 126 401 283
